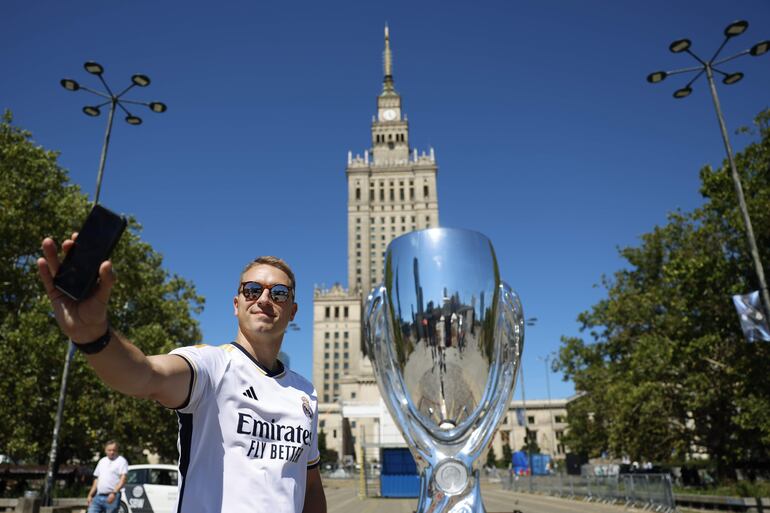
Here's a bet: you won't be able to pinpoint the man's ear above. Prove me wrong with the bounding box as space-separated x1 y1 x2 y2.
233 296 239 316
290 302 298 321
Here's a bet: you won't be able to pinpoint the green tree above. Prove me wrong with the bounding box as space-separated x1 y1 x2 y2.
555 109 770 480
521 429 540 455
486 446 497 468
501 444 513 468
318 430 338 465
0 111 204 467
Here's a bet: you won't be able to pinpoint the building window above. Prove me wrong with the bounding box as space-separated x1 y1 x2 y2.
325 307 330 319
344 331 349 338
344 307 349 318
333 429 337 438
324 394 329 402
334 306 339 318
324 363 329 369
320 420 325 428
355 188 360 200
351 421 357 428
424 185 429 198
352 392 357 399
324 342 329 349
527 416 535 425
344 342 349 349
555 415 565 423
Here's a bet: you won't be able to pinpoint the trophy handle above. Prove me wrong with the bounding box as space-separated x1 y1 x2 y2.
460 282 524 461
365 286 435 464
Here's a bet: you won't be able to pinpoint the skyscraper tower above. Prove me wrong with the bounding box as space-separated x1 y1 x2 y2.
312 26 440 459
346 25 440 293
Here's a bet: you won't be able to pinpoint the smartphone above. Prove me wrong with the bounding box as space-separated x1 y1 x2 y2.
54 204 127 301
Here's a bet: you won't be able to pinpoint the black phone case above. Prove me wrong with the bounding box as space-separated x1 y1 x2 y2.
53 204 127 301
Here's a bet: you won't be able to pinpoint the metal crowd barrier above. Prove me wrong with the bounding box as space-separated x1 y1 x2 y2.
502 472 677 513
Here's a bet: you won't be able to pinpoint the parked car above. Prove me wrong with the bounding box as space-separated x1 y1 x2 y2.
119 464 178 513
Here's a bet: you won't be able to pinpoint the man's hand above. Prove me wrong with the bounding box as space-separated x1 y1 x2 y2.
37 235 116 343
106 492 116 504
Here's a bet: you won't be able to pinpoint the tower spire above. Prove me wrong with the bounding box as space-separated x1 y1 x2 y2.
382 24 395 93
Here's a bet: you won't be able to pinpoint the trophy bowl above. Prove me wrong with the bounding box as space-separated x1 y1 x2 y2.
365 227 525 513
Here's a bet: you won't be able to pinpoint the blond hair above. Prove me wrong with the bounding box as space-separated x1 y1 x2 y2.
239 256 296 293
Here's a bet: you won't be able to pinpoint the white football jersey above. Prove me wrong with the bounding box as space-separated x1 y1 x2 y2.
169 343 320 513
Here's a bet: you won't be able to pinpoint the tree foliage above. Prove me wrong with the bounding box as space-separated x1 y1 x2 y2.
555 109 770 479
0 111 204 466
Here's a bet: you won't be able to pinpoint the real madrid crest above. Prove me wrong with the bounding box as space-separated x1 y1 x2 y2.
301 396 313 419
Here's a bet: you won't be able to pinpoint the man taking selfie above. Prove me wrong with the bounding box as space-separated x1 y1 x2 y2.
38 236 326 513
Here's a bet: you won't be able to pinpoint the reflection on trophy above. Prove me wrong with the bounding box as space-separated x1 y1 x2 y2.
365 228 525 513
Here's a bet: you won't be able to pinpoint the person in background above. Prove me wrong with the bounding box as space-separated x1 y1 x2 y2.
86 440 128 513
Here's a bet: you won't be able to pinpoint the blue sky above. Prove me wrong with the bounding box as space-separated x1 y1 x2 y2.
3 1 770 402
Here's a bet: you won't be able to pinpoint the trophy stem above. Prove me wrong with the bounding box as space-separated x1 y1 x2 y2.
416 467 486 513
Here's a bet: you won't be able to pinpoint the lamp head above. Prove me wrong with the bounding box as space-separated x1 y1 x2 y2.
723 72 744 85
149 102 167 113
750 40 770 57
60 79 80 91
669 39 691 53
673 87 692 99
84 61 104 75
647 71 668 84
131 74 151 87
125 115 143 125
724 20 748 38
83 106 101 116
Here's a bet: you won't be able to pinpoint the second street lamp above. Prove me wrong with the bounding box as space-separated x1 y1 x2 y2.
647 19 770 325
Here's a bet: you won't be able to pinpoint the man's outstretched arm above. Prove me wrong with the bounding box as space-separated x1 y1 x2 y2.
37 235 190 408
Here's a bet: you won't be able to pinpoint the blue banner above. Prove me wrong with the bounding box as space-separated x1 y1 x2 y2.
515 408 525 427
732 291 770 342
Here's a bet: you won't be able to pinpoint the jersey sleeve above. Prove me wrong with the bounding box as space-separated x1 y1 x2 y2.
169 345 229 412
307 390 320 468
118 457 129 475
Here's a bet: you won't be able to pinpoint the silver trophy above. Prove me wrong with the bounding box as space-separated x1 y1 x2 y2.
365 228 525 513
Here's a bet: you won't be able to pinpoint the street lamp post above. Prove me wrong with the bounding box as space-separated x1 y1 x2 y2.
42 62 166 506
538 353 557 457
519 317 537 491
647 20 770 323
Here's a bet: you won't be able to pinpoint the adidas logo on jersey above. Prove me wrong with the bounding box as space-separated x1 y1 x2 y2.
243 386 258 401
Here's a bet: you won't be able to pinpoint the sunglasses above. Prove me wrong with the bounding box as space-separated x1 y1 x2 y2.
240 281 293 303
